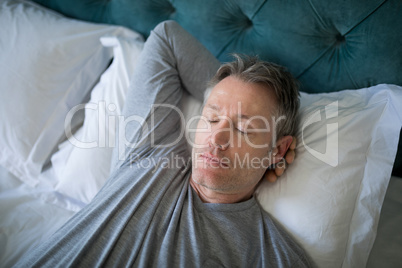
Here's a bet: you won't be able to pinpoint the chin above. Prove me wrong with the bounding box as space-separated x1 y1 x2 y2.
192 167 235 191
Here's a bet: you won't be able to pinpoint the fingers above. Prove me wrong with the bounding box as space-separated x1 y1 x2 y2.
265 136 297 183
285 137 296 164
285 150 295 164
274 159 286 176
290 137 297 150
265 169 278 183
264 159 285 183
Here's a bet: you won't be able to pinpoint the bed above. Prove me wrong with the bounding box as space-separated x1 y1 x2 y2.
0 0 401 267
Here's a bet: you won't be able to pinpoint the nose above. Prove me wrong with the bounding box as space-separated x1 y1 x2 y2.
210 120 230 151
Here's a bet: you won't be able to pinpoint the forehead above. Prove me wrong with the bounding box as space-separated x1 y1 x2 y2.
206 76 277 118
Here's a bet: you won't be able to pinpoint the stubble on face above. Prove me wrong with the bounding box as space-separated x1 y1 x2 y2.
189 76 279 201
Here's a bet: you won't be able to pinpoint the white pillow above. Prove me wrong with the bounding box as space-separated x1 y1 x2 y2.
51 36 144 204
255 84 402 267
0 0 140 186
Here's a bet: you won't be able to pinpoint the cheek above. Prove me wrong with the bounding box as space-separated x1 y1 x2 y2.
239 137 272 163
239 134 270 151
194 120 210 146
194 133 206 148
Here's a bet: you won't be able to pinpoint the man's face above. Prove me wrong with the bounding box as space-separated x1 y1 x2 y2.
191 75 279 194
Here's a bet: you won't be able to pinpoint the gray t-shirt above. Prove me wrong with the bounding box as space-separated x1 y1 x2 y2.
16 149 309 267
15 21 310 267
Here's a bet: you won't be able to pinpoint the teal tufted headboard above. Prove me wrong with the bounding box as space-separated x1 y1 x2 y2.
32 0 402 175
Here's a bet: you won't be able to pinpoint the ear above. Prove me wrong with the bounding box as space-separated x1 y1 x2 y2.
272 135 293 164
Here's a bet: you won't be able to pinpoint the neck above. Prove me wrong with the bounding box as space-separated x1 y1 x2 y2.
189 175 254 204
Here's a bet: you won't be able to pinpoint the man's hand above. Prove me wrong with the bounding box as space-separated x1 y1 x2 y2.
265 137 297 183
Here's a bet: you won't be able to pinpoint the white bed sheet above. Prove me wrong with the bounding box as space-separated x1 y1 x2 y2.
0 165 75 267
0 164 401 267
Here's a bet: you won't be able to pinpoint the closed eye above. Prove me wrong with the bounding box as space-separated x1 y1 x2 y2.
237 127 247 134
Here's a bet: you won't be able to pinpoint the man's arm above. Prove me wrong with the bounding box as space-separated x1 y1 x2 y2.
112 21 220 170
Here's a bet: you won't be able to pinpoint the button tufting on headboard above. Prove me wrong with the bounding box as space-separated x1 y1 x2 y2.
150 0 176 20
164 1 176 20
228 13 254 32
32 0 401 94
335 34 346 44
242 17 253 30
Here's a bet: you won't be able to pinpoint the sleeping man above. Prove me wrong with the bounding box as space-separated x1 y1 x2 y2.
16 21 311 267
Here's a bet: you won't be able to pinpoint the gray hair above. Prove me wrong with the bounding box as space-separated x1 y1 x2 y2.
204 54 300 140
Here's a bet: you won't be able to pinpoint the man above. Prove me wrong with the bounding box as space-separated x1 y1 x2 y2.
16 21 310 267
191 53 299 204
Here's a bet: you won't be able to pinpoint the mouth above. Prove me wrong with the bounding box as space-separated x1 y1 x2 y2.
199 153 229 168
